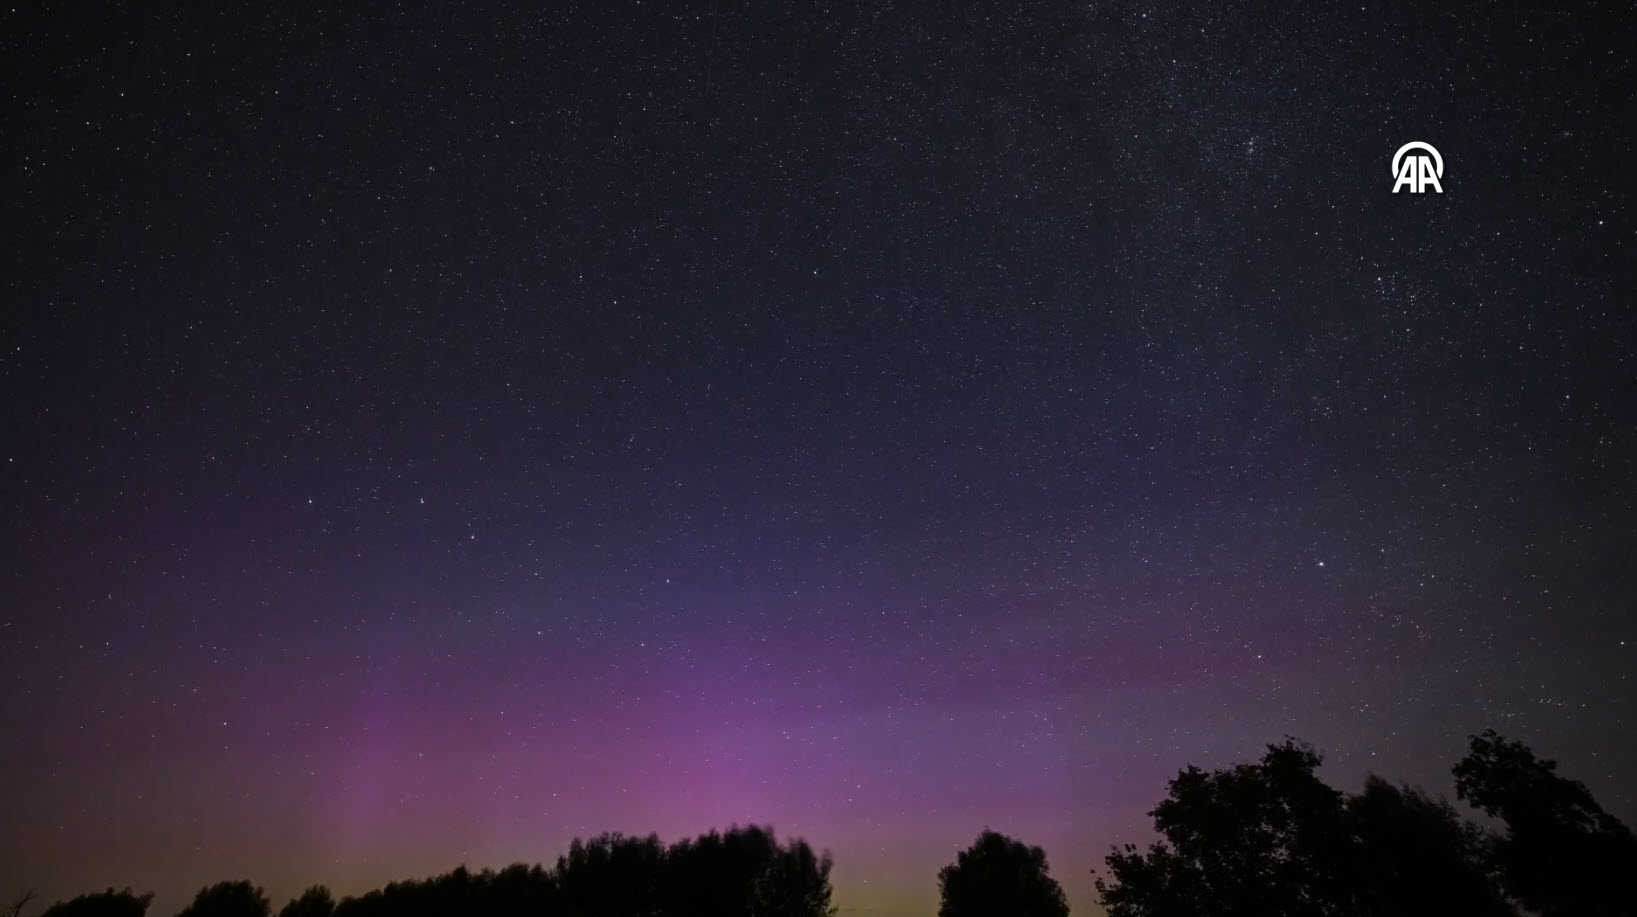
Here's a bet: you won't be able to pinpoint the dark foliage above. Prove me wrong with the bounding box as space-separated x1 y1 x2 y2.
1094 736 1562 917
936 830 1069 917
332 865 556 917
38 890 152 917
175 882 270 917
1097 739 1358 917
1347 776 1513 917
1454 729 1637 917
276 887 334 917
326 825 832 917
664 826 834 917
554 835 662 916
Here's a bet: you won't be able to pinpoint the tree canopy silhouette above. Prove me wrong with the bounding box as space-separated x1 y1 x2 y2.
1347 776 1513 917
1096 739 1357 917
175 882 270 917
553 834 663 916
37 890 152 917
936 829 1069 917
663 825 834 917
325 824 831 917
21 743 1630 917
1095 737 1531 917
1453 729 1637 917
276 887 334 917
332 864 556 917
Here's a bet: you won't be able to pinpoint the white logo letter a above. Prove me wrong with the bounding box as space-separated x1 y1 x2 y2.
1417 156 1442 193
1393 158 1418 193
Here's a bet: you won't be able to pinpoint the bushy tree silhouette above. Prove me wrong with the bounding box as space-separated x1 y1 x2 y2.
554 834 665 917
1454 729 1637 917
744 830 834 917
1095 732 1634 916
1097 739 1358 917
175 882 269 917
483 864 557 917
276 887 333 917
937 830 1069 917
662 825 834 917
1348 776 1513 917
37 890 152 917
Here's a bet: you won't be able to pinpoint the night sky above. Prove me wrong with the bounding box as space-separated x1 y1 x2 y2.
3 2 1634 915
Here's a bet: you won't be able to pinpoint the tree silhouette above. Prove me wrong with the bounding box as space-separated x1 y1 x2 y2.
1097 739 1358 917
175 882 270 917
744 830 834 917
1347 776 1513 917
332 866 516 917
483 864 557 917
320 824 829 917
39 890 152 917
22 738 1631 917
937 830 1069 917
660 825 835 917
330 862 577 917
555 833 664 917
1454 729 1637 917
7 891 37 917
276 887 333 917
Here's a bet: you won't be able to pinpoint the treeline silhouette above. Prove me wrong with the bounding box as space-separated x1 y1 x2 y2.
11 731 1634 917
12 827 833 917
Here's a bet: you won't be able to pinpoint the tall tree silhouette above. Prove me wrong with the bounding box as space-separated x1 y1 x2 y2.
275 887 333 917
744 831 834 917
39 890 152 917
662 825 835 917
175 882 270 917
1097 739 1358 917
555 833 665 916
1347 776 1513 917
483 864 557 917
1454 729 1636 917
937 830 1069 917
